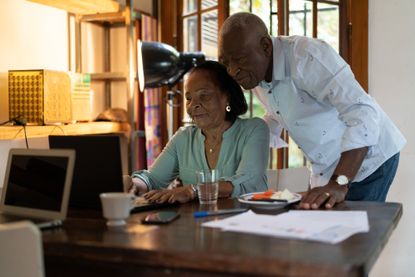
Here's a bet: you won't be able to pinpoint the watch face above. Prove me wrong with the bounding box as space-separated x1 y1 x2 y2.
336 175 349 186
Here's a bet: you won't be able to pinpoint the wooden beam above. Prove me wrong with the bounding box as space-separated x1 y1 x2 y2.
350 0 368 92
27 0 120 15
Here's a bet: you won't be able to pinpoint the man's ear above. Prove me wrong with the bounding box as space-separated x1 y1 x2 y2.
260 37 273 57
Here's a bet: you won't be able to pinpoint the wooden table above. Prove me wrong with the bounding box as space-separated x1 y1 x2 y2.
42 200 402 277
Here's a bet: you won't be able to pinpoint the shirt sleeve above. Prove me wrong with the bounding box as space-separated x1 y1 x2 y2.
223 118 270 197
131 129 182 190
292 38 381 151
252 87 288 149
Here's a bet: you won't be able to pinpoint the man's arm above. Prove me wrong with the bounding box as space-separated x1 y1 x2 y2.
300 146 368 209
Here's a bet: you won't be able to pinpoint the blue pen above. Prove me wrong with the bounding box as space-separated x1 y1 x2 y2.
193 208 248 218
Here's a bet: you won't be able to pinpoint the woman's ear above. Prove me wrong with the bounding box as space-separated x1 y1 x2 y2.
260 37 273 57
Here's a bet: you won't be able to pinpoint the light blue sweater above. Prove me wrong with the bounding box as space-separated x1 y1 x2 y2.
132 117 270 197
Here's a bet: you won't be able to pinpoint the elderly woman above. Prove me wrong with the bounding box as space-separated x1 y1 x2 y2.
129 61 269 203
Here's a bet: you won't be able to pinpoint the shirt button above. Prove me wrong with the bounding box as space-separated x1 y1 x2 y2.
276 111 280 114
319 173 323 176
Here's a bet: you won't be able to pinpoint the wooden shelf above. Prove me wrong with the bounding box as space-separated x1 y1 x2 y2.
0 122 130 140
79 11 141 24
28 0 141 170
90 72 126 81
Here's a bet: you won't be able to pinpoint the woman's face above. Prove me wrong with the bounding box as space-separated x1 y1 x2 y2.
185 70 228 130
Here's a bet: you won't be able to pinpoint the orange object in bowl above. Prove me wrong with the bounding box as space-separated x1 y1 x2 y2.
251 189 274 200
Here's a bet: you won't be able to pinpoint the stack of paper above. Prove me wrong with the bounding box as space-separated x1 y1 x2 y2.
202 210 369 244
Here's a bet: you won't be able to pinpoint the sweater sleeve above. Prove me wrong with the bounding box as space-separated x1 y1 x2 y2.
131 128 184 190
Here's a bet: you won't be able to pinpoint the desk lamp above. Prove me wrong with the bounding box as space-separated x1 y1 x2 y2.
137 41 205 139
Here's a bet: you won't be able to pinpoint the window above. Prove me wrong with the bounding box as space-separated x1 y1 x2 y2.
174 0 367 168
228 0 365 169
180 0 222 56
178 1 226 123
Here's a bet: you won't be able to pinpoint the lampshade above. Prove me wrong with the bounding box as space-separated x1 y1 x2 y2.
137 41 205 91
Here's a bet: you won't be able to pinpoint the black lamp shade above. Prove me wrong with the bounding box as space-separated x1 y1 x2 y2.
137 41 205 90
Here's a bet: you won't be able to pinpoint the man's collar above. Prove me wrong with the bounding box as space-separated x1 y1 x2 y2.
272 37 286 81
258 37 285 91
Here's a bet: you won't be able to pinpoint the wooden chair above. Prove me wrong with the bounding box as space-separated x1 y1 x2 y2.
267 167 310 193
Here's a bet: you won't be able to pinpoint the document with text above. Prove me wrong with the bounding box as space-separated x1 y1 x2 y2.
202 210 369 244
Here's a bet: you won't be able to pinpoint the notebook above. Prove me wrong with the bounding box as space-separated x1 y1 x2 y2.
0 148 75 229
49 135 128 210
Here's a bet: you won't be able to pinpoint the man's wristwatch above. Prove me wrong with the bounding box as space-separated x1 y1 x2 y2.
331 174 350 186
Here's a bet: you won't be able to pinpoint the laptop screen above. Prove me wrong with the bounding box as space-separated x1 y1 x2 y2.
4 154 69 211
1 148 75 220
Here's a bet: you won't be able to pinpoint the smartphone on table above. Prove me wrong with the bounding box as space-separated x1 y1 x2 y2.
142 211 180 224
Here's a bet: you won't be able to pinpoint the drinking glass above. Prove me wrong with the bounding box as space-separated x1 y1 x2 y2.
196 169 219 205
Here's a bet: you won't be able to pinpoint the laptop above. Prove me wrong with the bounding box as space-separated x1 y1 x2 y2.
0 148 75 229
49 135 127 210
49 134 179 212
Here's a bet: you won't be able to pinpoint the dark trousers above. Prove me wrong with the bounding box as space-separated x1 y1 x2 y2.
346 153 400 202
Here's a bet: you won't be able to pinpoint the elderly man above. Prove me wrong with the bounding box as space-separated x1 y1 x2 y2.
219 12 406 209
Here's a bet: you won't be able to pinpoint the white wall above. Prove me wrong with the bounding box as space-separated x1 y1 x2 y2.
0 0 68 122
369 0 415 276
0 0 143 122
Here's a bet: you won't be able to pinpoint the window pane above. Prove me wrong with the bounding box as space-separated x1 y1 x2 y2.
201 10 218 60
271 0 278 36
183 15 198 52
271 14 278 36
230 0 250 14
288 0 312 37
241 91 253 118
252 0 270 30
252 93 266 117
241 89 266 119
202 0 218 9
183 0 197 14
317 2 339 52
272 0 278 11
288 137 306 168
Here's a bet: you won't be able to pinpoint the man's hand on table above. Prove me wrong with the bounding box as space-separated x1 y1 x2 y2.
299 181 348 209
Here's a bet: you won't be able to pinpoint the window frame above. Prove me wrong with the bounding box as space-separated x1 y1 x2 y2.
160 0 367 168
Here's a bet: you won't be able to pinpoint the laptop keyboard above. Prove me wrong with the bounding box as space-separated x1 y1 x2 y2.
0 213 47 224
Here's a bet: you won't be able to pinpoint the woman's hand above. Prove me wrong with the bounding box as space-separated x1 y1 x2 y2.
126 176 149 196
143 186 195 204
299 181 348 209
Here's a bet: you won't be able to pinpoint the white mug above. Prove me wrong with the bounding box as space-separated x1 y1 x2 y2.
100 192 134 227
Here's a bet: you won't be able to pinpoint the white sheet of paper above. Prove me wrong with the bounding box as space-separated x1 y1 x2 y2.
202 210 369 244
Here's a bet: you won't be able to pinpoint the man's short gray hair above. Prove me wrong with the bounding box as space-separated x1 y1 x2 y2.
220 12 269 38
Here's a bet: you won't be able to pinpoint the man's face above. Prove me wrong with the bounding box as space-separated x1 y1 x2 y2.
219 28 271 90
